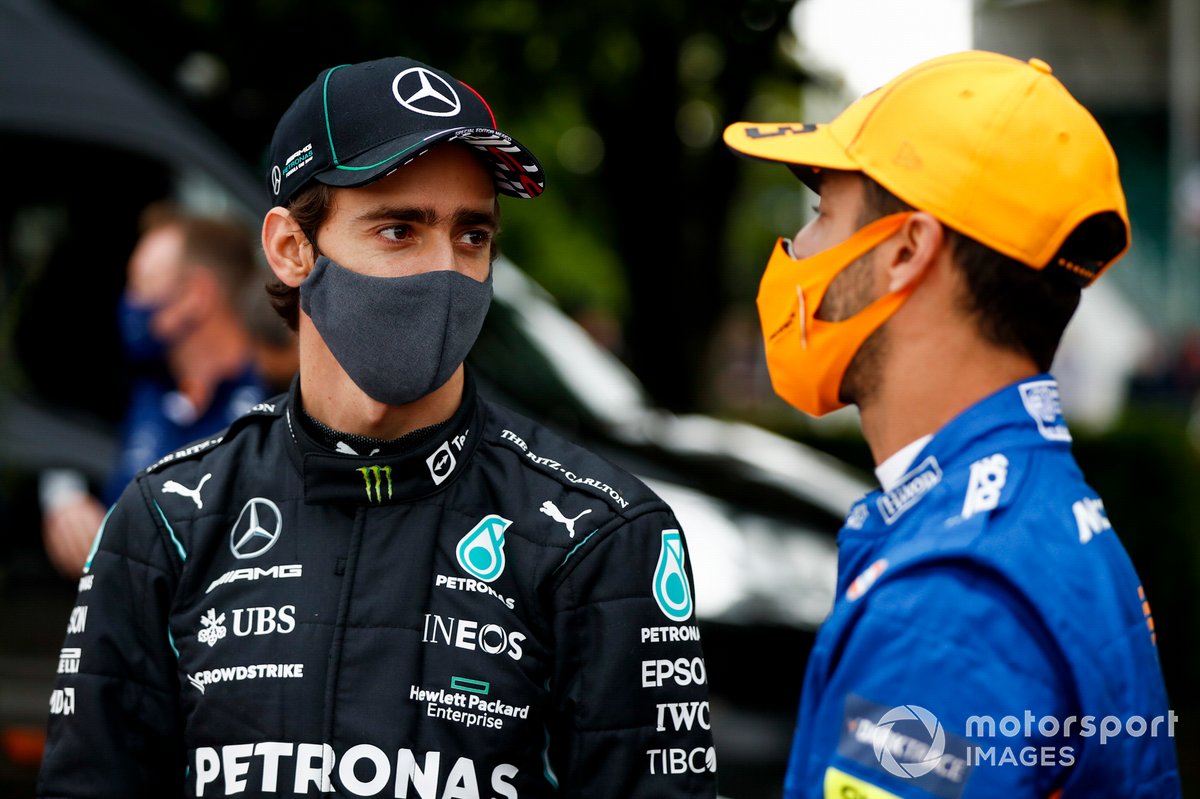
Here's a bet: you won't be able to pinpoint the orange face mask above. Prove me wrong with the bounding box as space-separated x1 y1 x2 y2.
756 212 914 416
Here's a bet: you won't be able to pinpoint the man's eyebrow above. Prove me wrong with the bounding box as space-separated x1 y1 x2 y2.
353 206 498 228
454 209 499 229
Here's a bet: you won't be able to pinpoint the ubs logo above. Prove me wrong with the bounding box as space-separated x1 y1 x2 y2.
230 498 283 560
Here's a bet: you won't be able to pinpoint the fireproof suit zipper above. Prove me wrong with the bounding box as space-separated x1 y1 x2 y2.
321 506 367 751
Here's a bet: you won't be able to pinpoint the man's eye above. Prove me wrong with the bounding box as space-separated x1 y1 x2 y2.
380 225 412 242
462 230 492 247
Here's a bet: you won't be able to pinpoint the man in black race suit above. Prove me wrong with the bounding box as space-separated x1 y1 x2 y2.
37 55 716 799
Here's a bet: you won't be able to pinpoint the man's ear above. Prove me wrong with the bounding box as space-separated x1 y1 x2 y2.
262 207 315 288
880 211 945 293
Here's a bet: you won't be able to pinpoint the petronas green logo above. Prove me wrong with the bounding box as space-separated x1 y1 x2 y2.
653 530 693 621
456 514 513 583
356 465 393 503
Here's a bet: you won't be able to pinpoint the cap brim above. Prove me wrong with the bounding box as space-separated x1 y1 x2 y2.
723 121 859 174
317 127 545 199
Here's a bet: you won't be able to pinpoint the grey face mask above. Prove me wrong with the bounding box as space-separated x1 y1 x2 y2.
299 256 493 406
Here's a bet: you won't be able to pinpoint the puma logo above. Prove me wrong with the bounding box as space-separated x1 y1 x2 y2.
162 473 212 509
539 500 592 538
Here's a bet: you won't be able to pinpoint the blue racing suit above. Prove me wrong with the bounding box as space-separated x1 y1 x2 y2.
102 364 267 505
784 375 1180 799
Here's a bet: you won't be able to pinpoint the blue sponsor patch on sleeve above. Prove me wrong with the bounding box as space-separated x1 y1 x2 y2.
836 694 973 799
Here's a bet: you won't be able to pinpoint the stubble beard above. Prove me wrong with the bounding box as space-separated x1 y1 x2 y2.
839 324 887 407
818 253 887 407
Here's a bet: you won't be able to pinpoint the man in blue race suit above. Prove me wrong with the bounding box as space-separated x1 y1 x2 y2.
38 206 268 577
723 50 1180 797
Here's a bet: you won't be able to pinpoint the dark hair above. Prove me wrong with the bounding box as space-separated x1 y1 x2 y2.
265 182 334 331
858 176 1081 372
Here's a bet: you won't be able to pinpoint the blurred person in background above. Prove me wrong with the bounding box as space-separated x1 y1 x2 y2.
38 204 268 577
724 51 1180 797
37 55 715 798
240 278 300 394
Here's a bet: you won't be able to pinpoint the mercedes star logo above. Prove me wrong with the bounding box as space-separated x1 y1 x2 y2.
229 497 283 560
271 165 282 195
392 67 461 117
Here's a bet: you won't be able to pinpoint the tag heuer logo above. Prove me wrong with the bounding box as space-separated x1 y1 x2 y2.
427 441 456 485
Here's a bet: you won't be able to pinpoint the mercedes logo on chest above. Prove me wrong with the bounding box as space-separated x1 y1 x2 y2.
392 67 461 117
230 497 283 559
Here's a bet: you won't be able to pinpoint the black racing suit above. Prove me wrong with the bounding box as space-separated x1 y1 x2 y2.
37 373 716 798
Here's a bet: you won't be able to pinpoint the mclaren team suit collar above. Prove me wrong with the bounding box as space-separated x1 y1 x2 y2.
840 372 1072 541
282 371 485 505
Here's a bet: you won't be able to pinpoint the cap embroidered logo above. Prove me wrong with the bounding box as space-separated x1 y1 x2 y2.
392 67 461 117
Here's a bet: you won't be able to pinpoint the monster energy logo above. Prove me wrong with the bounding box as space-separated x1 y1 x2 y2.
357 465 393 502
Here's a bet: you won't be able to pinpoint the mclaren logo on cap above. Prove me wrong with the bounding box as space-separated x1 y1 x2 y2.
745 123 818 139
392 67 461 117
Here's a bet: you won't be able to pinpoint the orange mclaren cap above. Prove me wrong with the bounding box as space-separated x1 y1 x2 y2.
724 50 1130 284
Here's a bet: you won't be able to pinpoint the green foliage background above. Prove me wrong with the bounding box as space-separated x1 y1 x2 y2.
52 0 808 410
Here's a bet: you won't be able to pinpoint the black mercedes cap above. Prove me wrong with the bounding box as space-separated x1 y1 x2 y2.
267 56 545 207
